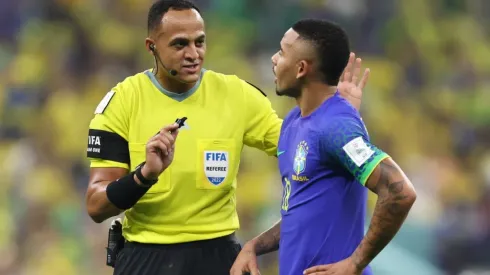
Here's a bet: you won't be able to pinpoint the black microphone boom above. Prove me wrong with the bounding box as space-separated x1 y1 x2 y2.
150 44 177 76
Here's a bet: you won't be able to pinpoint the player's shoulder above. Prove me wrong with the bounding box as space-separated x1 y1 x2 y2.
284 106 300 126
202 69 267 97
325 94 360 118
316 96 364 132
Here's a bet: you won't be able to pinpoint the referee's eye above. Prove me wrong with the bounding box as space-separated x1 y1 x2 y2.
196 40 205 47
171 38 189 49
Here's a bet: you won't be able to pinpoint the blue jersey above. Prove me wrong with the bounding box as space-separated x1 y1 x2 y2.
277 92 389 275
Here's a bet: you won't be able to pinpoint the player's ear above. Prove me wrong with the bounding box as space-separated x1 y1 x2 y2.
296 60 308 79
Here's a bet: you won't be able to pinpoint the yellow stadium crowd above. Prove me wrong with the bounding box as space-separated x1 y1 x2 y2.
0 0 489 274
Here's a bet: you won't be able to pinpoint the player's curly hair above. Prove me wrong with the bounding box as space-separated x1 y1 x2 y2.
147 0 201 33
292 19 350 86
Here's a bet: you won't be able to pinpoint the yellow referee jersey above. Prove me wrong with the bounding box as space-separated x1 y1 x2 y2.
86 69 281 244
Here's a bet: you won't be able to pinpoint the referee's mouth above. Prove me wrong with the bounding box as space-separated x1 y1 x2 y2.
182 64 200 74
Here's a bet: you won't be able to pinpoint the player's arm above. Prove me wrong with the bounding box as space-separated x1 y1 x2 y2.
240 79 282 157
247 219 281 255
320 116 416 271
350 157 416 271
230 219 281 275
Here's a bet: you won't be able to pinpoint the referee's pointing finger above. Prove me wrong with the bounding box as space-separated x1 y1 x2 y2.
160 123 180 138
161 123 179 133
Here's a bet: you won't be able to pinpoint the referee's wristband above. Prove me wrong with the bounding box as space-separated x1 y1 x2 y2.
106 166 156 210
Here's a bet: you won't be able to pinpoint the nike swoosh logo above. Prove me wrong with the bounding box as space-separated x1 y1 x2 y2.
277 150 286 156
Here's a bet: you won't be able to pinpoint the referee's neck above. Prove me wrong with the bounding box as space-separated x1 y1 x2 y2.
156 72 198 94
297 83 337 117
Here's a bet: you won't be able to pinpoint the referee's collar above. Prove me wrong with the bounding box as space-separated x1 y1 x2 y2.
145 69 206 102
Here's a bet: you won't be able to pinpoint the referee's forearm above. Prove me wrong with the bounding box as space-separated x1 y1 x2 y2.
86 180 122 223
250 219 281 256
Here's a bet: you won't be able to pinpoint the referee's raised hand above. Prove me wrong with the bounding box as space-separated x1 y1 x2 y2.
141 123 180 180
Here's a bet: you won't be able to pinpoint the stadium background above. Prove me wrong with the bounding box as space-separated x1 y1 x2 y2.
1 0 490 274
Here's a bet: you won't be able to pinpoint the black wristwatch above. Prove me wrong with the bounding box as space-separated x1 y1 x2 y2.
134 162 158 186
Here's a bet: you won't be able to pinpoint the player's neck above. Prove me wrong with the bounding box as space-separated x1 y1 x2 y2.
156 72 197 94
297 83 337 117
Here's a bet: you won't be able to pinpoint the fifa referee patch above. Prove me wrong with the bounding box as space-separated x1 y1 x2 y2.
342 136 374 167
203 151 229 185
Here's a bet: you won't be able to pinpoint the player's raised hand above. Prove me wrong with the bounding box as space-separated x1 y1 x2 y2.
230 243 261 275
337 52 370 111
303 257 361 275
141 123 180 179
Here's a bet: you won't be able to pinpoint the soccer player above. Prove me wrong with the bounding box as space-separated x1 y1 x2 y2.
85 1 367 274
230 19 417 275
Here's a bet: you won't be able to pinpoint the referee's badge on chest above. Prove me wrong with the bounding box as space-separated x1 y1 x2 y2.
203 151 229 185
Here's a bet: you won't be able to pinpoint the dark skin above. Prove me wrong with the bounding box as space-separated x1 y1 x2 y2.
231 158 416 275
86 8 205 223
231 30 416 274
303 158 416 275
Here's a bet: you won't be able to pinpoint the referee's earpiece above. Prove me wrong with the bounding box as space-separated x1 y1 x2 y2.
149 43 178 77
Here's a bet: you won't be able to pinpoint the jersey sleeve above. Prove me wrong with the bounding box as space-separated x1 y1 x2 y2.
319 115 389 185
241 80 282 156
87 88 130 169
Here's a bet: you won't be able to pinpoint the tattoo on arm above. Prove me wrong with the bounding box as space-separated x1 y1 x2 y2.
252 220 281 256
352 159 416 270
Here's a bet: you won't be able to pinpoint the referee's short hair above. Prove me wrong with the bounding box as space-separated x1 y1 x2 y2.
292 19 350 86
147 0 201 33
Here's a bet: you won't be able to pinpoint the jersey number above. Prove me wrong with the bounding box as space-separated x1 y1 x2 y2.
282 177 291 211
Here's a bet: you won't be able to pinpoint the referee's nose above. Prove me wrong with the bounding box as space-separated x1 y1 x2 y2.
184 46 200 61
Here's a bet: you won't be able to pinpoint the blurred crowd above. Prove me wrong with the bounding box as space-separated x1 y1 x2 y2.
1 0 490 274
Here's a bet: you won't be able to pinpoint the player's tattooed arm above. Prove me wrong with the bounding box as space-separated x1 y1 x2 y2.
249 219 281 255
351 158 416 271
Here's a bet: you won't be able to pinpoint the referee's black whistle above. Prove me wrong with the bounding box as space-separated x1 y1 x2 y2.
154 117 187 136
174 117 187 129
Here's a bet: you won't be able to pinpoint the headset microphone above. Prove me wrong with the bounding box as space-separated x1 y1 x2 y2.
150 44 178 76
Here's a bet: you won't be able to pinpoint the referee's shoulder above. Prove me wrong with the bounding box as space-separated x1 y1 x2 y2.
108 70 149 98
202 69 267 97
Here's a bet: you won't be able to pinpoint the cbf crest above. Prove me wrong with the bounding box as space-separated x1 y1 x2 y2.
293 141 309 175
204 151 229 185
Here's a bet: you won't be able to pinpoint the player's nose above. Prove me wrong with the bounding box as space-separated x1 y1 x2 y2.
271 53 278 64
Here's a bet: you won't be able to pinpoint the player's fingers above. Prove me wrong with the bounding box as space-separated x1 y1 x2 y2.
248 262 261 275
352 58 361 85
358 68 370 89
341 53 355 82
303 265 330 274
342 71 352 85
229 267 239 275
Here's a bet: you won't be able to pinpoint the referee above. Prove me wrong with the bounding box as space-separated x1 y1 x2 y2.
85 1 367 274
